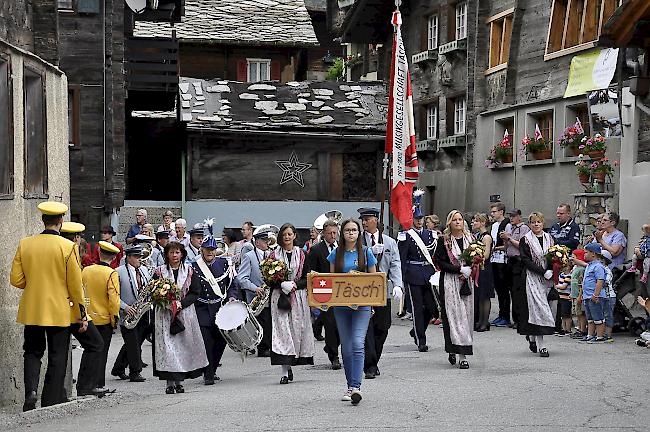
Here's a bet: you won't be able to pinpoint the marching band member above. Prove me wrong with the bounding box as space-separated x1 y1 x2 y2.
61 222 108 396
112 245 150 382
11 202 84 411
92 225 123 268
152 242 208 394
327 218 377 405
398 195 438 352
83 241 121 389
302 219 341 370
192 221 239 385
270 223 314 384
358 208 403 379
186 223 205 263
434 210 475 369
153 227 171 267
237 226 276 357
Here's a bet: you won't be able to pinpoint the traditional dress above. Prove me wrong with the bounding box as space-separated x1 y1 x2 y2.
269 247 314 365
152 263 208 381
434 234 474 355
516 231 556 336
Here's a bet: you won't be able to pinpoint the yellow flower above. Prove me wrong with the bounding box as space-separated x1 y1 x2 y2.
555 252 562 257
269 269 275 275
163 284 170 290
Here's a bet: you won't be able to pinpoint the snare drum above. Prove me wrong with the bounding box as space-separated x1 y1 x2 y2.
215 300 263 353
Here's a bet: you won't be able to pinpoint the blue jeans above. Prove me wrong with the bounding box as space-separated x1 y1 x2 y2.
603 297 616 328
333 306 372 389
583 298 605 324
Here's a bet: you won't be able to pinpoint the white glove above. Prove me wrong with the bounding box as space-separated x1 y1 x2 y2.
371 243 385 255
280 281 293 295
392 286 403 300
543 270 553 280
460 266 472 279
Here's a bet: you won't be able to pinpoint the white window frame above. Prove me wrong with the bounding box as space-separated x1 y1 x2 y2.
454 98 466 135
455 2 467 40
427 15 439 50
246 58 271 83
426 104 438 139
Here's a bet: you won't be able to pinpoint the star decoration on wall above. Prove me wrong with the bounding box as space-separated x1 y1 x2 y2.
275 151 312 188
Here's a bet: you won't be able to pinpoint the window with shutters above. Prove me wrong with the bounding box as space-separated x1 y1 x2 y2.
487 10 513 73
454 98 466 135
455 2 467 40
428 15 439 50
23 66 48 198
529 110 554 143
427 104 438 139
247 59 271 83
545 0 621 60
0 53 13 198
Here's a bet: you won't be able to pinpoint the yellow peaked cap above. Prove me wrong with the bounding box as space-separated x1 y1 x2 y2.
60 221 86 233
37 201 68 215
98 241 120 254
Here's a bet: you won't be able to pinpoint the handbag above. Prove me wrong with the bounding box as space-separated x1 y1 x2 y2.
170 316 185 335
547 287 560 301
277 292 292 311
459 279 471 296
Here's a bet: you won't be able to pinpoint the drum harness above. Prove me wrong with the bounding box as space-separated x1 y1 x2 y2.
196 257 236 304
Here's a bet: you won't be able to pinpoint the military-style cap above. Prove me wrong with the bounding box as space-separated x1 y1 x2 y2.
189 223 205 236
253 224 279 240
101 225 116 235
60 222 86 234
135 234 155 242
508 208 522 216
98 241 120 254
38 201 68 216
357 207 380 218
155 227 171 238
124 244 144 256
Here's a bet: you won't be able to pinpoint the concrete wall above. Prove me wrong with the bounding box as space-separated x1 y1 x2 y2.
619 89 650 258
0 42 70 407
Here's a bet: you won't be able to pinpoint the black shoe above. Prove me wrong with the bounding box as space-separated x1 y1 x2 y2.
204 378 215 385
165 386 175 394
476 325 488 332
257 349 271 357
111 369 128 380
129 373 146 382
365 370 376 379
174 384 184 393
280 376 289 384
314 333 325 341
539 348 549 358
247 349 256 356
77 387 108 397
141 362 148 368
418 344 428 352
459 360 469 369
409 328 416 344
448 353 457 365
375 367 380 376
331 358 341 370
23 391 37 412
288 367 293 382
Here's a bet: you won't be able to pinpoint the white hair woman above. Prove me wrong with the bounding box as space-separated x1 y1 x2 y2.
433 210 474 369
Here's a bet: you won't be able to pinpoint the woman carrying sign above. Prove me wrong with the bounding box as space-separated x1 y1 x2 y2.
328 218 377 406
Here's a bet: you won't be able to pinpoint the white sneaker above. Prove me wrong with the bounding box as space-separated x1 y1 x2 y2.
341 388 352 401
402 312 413 321
350 388 362 405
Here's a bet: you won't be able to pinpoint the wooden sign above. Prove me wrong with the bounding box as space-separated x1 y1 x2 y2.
307 272 387 307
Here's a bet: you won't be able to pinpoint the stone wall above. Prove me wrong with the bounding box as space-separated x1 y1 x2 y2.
573 193 617 246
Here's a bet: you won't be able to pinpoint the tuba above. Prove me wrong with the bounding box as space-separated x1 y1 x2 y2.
123 284 151 329
249 283 271 316
313 210 342 230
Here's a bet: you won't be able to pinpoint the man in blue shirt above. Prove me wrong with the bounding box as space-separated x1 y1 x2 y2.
126 209 147 245
582 243 607 343
549 203 580 251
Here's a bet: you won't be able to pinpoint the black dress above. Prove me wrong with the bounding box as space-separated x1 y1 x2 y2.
475 232 495 300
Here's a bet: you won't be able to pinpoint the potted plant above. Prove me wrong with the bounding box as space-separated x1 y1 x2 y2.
575 155 591 183
590 157 617 183
579 133 607 160
558 125 586 156
522 135 552 160
485 135 513 168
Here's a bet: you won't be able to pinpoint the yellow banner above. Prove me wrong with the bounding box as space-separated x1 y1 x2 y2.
564 48 619 98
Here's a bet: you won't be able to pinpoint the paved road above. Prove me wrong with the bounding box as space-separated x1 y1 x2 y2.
3 310 649 431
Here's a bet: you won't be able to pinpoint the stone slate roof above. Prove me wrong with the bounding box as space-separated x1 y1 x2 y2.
133 0 318 47
177 78 387 134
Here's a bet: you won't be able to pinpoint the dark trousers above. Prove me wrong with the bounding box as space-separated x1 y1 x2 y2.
321 308 340 361
492 262 512 321
95 324 114 388
312 311 324 337
364 302 391 373
200 325 227 379
257 307 272 352
70 321 104 391
113 317 148 376
408 283 436 346
23 325 70 407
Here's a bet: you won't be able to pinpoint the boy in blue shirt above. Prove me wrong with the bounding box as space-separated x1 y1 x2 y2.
582 243 608 343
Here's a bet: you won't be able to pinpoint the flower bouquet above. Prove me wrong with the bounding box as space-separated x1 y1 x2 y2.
545 245 570 284
460 240 486 287
260 258 289 285
148 278 183 332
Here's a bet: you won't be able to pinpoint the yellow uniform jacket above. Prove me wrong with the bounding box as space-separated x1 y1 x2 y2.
82 263 120 326
11 231 85 327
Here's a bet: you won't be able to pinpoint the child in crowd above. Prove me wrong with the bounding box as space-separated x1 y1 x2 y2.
555 263 573 336
634 224 650 284
570 249 587 339
600 250 615 343
582 243 608 343
634 296 650 348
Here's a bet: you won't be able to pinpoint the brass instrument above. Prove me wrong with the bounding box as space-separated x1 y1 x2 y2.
313 210 343 230
123 285 151 330
249 283 271 316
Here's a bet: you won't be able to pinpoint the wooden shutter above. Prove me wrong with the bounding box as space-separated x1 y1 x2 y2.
236 59 247 82
270 60 281 81
420 17 429 50
419 105 427 140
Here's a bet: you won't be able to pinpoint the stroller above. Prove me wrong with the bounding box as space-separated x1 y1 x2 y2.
611 261 649 335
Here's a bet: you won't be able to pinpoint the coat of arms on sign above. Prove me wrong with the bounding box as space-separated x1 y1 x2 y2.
275 151 312 188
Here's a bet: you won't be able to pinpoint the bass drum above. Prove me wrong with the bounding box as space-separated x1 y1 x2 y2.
215 300 263 353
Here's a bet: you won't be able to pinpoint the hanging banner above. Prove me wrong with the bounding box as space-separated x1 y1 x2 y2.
564 48 619 98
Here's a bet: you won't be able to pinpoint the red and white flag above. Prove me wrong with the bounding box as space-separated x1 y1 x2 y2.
504 129 509 139
312 277 333 303
534 123 543 141
386 10 419 230
575 117 584 134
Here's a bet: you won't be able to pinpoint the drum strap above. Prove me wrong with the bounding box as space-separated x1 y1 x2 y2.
196 257 226 299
